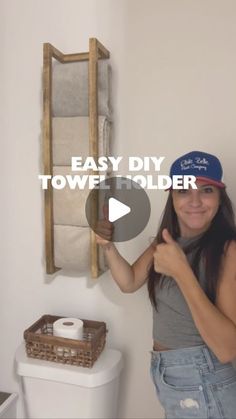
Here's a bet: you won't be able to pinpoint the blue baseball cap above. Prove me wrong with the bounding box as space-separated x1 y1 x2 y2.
170 151 225 188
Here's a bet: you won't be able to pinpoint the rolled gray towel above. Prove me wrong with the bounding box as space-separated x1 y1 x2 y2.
52 60 111 117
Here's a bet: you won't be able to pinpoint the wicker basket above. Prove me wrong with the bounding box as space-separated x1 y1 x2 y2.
24 315 107 368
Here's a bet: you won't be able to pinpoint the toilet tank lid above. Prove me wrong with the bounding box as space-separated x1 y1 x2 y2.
15 343 123 388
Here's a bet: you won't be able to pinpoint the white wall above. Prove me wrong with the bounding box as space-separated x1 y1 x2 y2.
1 1 236 418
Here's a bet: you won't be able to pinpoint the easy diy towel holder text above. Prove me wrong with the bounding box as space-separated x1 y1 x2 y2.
43 39 110 277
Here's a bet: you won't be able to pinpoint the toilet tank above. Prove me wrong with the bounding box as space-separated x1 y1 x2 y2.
15 343 123 419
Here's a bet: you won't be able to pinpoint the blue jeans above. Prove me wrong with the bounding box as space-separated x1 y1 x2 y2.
150 344 236 419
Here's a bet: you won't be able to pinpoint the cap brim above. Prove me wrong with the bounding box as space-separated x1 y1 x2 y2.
164 176 225 191
195 177 225 188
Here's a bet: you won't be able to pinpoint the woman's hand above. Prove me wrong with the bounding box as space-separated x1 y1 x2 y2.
95 203 114 248
153 228 190 280
95 219 114 247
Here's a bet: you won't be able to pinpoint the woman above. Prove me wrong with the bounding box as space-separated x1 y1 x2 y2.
96 150 236 419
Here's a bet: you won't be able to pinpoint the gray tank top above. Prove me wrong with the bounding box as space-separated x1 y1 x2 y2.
153 236 207 348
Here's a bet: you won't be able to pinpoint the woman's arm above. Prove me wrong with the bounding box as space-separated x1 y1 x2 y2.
154 229 236 363
96 219 154 293
102 242 154 293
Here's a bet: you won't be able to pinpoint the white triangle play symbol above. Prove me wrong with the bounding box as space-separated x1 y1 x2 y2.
108 197 131 222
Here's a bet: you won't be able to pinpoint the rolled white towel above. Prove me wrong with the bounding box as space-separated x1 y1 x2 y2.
52 116 111 166
54 225 107 272
53 166 89 227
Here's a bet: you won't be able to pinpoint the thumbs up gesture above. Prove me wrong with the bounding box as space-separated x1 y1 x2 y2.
153 228 189 279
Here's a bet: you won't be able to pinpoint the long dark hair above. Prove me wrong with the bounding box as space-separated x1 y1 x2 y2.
148 189 236 309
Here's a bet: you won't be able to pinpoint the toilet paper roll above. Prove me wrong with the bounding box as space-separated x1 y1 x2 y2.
53 318 84 340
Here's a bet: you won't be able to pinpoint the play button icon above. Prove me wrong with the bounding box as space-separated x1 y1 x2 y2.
108 197 131 222
85 176 151 242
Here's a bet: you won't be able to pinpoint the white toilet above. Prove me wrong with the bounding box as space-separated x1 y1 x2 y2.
15 343 123 419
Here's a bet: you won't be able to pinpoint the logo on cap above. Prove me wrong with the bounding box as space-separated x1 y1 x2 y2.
170 151 225 188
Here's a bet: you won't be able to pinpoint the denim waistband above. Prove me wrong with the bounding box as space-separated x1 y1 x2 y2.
151 344 230 370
